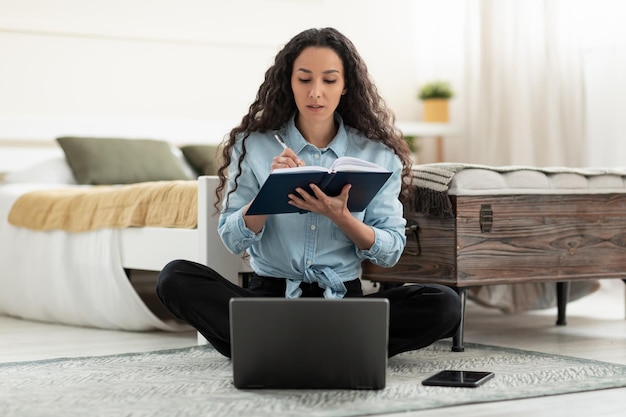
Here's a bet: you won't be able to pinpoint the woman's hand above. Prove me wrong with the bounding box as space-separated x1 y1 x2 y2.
271 148 304 171
289 183 375 250
288 183 351 220
243 148 303 234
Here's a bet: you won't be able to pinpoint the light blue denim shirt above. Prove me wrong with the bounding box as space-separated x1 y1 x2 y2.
218 114 406 299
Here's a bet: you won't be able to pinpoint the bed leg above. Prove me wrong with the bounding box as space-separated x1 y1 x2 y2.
556 281 570 326
452 287 466 352
622 279 626 318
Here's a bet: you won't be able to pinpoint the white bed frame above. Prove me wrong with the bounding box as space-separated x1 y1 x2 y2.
119 175 249 284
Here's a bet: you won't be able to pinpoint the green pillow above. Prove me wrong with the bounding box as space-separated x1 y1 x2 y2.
180 144 222 176
57 137 190 185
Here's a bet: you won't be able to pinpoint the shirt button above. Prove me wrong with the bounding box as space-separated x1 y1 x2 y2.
310 225 316 230
306 260 312 266
314 154 320 159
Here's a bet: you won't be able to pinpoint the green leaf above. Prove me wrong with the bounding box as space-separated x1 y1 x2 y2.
418 81 454 100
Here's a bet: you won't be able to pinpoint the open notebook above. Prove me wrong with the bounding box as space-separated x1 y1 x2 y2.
246 156 392 215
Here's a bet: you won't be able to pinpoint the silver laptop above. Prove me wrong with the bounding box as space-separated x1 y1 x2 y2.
229 298 389 390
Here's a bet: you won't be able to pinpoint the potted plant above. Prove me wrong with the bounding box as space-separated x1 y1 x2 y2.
418 81 453 122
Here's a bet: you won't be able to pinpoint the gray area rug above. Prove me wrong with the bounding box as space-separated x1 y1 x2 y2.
2 341 626 417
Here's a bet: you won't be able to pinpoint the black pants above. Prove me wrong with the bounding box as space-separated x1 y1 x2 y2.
156 259 461 358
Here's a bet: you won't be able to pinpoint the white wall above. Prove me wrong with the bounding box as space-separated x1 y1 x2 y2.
0 0 420 137
0 0 428 171
3 0 623 173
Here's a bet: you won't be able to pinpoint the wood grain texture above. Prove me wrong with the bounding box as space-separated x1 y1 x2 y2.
362 194 626 288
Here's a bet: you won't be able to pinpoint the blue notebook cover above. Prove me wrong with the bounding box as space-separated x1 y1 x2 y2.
247 169 392 215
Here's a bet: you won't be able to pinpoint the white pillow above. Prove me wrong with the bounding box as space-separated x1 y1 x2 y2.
2 156 78 184
170 146 197 179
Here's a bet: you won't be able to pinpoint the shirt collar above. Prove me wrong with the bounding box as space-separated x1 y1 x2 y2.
284 113 349 158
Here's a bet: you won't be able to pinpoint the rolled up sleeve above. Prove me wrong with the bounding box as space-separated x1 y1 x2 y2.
218 207 263 255
356 158 406 267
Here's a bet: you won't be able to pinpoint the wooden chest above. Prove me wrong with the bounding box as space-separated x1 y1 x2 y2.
361 165 626 351
363 193 626 288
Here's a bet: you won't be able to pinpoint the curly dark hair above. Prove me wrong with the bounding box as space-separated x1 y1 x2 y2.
215 27 412 211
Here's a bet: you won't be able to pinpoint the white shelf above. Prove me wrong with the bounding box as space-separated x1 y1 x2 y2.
396 121 460 137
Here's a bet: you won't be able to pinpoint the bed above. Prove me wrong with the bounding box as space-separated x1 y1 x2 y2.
0 137 246 331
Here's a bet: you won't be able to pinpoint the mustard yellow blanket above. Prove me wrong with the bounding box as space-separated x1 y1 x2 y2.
8 180 198 232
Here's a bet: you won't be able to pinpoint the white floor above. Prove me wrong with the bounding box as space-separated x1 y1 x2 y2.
1 279 625 416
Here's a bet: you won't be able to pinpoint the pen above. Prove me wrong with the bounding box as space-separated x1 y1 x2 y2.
274 133 288 149
274 132 304 167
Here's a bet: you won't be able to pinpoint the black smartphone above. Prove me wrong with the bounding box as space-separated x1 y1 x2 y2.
421 370 494 388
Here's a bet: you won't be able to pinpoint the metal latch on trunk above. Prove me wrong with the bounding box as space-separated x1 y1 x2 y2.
404 224 420 255
480 204 493 233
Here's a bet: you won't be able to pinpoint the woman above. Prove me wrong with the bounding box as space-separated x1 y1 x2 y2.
157 27 461 358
